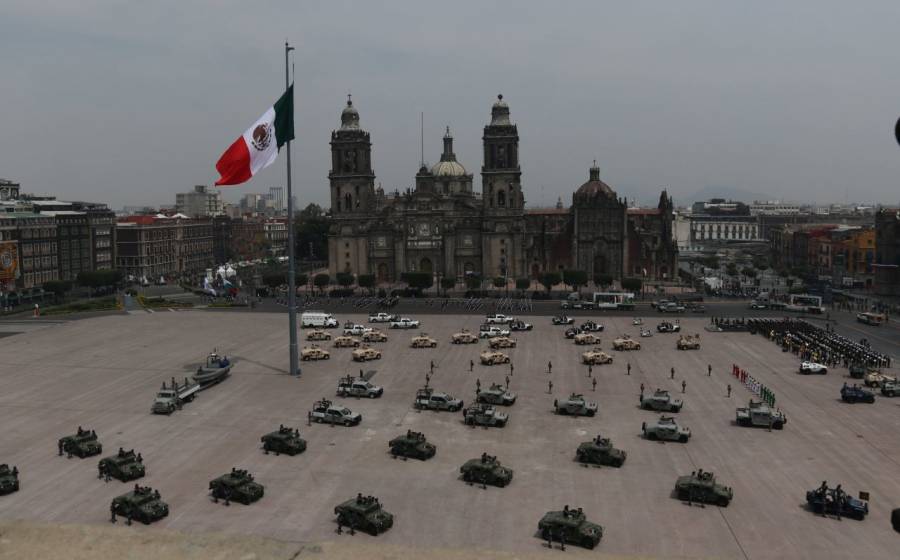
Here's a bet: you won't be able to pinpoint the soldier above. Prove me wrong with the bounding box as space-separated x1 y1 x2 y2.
727 384 732 398
476 378 481 391
548 380 553 394
548 361 553 374
682 380 686 394
670 367 675 379
627 363 631 376
592 378 597 392
505 375 510 389
425 373 430 387
708 364 712 377
640 382 645 396
469 359 474 372
588 365 593 378
430 360 435 374
509 362 514 376
58 439 64 456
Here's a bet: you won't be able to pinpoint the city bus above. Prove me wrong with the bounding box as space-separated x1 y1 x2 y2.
592 292 636 310
856 312 885 326
785 294 825 314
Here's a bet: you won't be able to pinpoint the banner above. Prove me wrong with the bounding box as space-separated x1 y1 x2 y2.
0 242 18 281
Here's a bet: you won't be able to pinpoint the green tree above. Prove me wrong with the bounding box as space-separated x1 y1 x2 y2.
742 267 757 278
358 274 376 294
701 255 720 270
295 203 330 261
562 270 588 292
515 278 531 293
539 272 561 293
43 280 72 301
336 272 355 288
492 277 507 289
400 272 433 291
725 263 738 276
465 275 482 291
262 272 285 289
440 277 456 292
594 274 614 289
313 273 330 293
294 273 308 289
621 277 643 293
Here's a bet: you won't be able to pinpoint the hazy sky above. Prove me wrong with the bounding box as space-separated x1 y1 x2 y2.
2 1 899 210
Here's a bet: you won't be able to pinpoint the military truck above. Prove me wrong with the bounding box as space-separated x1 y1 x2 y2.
576 435 626 467
460 453 513 487
881 380 900 397
462 403 509 427
642 416 691 442
351 345 382 362
554 393 598 416
640 389 683 412
612 336 641 351
361 329 388 343
0 464 19 495
488 336 517 349
864 370 895 388
98 448 145 482
581 347 613 365
310 398 362 426
674 470 733 506
480 350 510 365
735 400 786 429
410 334 438 348
151 377 199 414
537 506 603 549
261 425 307 456
676 334 701 350
336 375 383 398
476 383 517 406
110 485 168 525
573 332 601 345
58 427 102 458
451 329 478 344
848 362 867 379
334 494 394 535
841 384 875 403
301 345 330 361
306 329 332 341
388 430 436 460
209 468 264 505
806 483 868 520
413 387 463 412
333 335 361 348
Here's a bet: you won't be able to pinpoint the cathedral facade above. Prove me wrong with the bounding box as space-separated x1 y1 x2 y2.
327 95 677 285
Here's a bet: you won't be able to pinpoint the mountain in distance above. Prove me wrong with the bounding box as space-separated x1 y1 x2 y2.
679 185 774 206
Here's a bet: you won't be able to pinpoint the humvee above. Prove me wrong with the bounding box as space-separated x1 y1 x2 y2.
388 430 436 460
736 400 786 429
209 468 264 505
261 425 307 456
460 453 513 487
476 383 517 406
612 336 641 351
841 384 875 403
334 494 394 535
58 427 102 458
451 329 478 344
480 350 510 365
306 329 332 341
0 464 19 495
110 485 168 524
362 329 388 343
301 345 330 361
882 380 900 397
573 332 601 345
98 448 145 482
462 403 509 427
676 334 701 350
554 393 598 416
674 470 732 506
576 435 626 467
537 506 603 549
581 348 613 365
410 334 438 348
640 389 683 412
352 345 382 362
489 336 517 349
333 335 361 348
413 387 463 412
642 416 691 442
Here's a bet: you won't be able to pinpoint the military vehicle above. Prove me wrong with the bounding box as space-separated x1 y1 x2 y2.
488 336 517 349
881 380 900 397
334 494 394 535
410 334 438 348
333 335 361 348
656 321 681 333
361 329 388 343
537 506 603 549
485 313 515 324
576 435 626 467
310 398 362 426
98 448 145 482
343 324 372 336
480 350 511 365
479 325 510 338
612 336 641 351
864 370 895 388
579 320 604 332
676 334 701 350
336 375 383 398
564 327 582 339
192 351 233 387
674 470 732 506
209 468 264 505
151 377 199 414
735 400 786 429
581 347 613 365
476 383 517 406
640 389 683 412
462 403 509 427
554 393 598 416
573 332 601 345
806 483 868 520
58 427 102 458
306 329 332 341
509 320 533 331
110 485 168 524
451 329 478 344
841 384 875 403
351 345 382 362
460 453 513 487
799 361 827 374
413 387 463 412
388 430 436 460
389 317 420 329
261 425 307 456
891 508 900 532
368 312 397 323
642 416 691 442
301 345 330 361
848 362 867 379
0 464 19 495
552 315 574 325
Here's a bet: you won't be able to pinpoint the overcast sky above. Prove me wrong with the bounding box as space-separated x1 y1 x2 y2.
2 1 899 210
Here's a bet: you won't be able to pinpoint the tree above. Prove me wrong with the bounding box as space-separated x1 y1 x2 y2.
465 275 482 291
440 277 456 292
621 277 643 293
593 274 613 289
400 272 433 291
262 272 285 289
539 272 561 293
77 269 123 295
43 280 72 301
701 255 720 270
295 273 308 288
492 277 507 289
295 203 329 261
725 263 738 276
562 270 588 292
358 274 376 294
515 278 531 293
313 273 330 293
336 272 355 288
742 267 757 278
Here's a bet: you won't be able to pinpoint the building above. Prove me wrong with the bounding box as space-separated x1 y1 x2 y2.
326 95 677 285
749 201 802 216
0 179 21 201
116 216 214 282
3 213 58 290
264 218 288 256
228 218 267 261
687 214 761 246
874 208 900 296
268 187 284 213
175 185 224 217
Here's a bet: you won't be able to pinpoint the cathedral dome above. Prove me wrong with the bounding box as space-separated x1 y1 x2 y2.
430 127 468 177
490 94 511 126
575 162 616 199
340 95 360 130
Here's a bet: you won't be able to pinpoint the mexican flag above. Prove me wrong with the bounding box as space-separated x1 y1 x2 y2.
215 85 294 186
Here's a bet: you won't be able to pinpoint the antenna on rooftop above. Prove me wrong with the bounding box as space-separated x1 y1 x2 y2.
420 111 425 167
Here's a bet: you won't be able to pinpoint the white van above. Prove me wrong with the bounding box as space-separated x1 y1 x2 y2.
301 311 338 328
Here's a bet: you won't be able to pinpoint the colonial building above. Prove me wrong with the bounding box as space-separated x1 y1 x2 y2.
116 215 214 282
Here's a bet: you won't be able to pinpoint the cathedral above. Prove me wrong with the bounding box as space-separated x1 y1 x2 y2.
327 95 677 286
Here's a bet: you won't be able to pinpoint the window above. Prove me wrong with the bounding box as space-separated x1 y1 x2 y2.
497 190 506 207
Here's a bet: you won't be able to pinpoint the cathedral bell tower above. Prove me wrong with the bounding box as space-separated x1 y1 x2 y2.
329 95 375 214
482 94 523 211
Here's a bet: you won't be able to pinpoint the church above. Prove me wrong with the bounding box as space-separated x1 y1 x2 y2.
327 95 677 286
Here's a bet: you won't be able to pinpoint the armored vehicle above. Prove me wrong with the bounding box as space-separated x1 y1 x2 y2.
552 315 574 325
462 403 509 427
192 351 232 387
640 389 683 412
537 506 603 549
892 508 900 532
306 329 332 341
581 347 613 365
554 393 598 416
209 468 264 505
58 427 102 458
361 329 387 343
479 325 510 338
261 426 306 455
368 312 397 323
333 335 361 348
310 398 362 426
98 448 145 482
151 377 199 414
388 430 436 460
336 375 383 398
0 464 19 495
735 400 786 429
110 485 168 524
480 350 510 365
574 332 601 345
389 317 419 329
864 371 895 388
509 320 533 331
576 435 626 467
642 416 691 442
841 384 875 403
612 336 641 351
881 380 900 397
676 334 701 350
460 453 513 487
488 336 517 349
351 345 382 362
579 320 604 332
451 329 478 344
806 483 868 520
334 494 394 535
413 387 463 412
799 361 827 374
301 345 330 361
343 324 372 336
848 362 867 379
656 321 681 333
476 383 517 406
410 334 437 348
674 470 732 506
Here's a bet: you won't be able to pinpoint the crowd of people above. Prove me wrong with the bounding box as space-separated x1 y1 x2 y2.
748 318 891 369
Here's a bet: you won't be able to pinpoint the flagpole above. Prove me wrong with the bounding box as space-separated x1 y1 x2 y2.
284 41 299 377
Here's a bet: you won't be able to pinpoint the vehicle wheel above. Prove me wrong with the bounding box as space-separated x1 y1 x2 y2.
324 355 330 360
541 527 551 540
679 435 689 443
301 356 308 361
315 417 323 423
587 409 595 417
774 421 784 430
582 536 596 549
462 471 471 482
647 432 657 441
344 419 352 427
718 498 730 507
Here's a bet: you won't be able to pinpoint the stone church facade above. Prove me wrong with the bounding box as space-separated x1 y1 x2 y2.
327 95 677 285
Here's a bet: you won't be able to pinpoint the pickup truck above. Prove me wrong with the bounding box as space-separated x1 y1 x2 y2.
336 376 384 398
309 399 362 426
152 377 199 415
485 314 515 324
479 325 510 339
343 324 373 336
368 312 397 323
413 388 463 412
390 317 420 329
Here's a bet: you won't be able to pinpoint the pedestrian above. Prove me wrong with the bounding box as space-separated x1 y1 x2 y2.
592 378 597 392
425 373 430 387
505 375 510 389
548 361 552 374
670 367 675 379
548 380 553 393
708 364 712 377
510 362 514 376
727 384 732 398
640 382 645 395
476 378 481 391
681 380 686 393
588 365 593 378
430 360 434 374
469 359 474 372
627 363 631 376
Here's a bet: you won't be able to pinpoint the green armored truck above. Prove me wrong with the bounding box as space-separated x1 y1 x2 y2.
674 469 732 506
538 506 603 549
388 430 436 460
576 435 626 467
110 485 168 525
0 464 19 495
58 427 102 458
209 468 264 505
460 453 513 487
334 494 394 535
261 425 307 456
98 448 145 482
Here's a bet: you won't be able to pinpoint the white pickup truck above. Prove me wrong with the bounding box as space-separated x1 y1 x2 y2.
368 312 397 323
390 317 420 329
485 314 515 324
151 377 199 415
